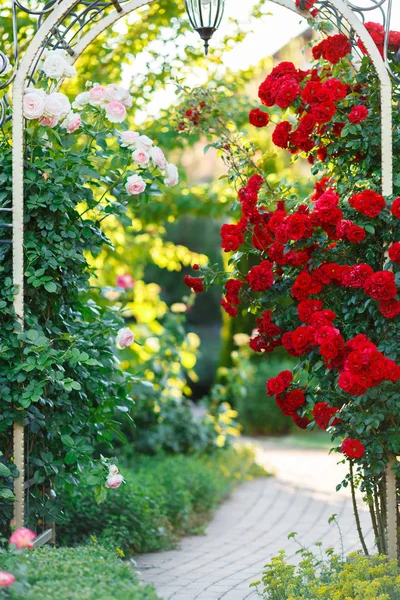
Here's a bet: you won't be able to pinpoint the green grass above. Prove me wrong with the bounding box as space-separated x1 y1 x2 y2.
5 545 160 600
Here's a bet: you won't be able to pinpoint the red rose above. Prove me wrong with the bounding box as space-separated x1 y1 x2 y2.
341 438 365 460
225 279 243 305
292 414 311 429
275 78 301 109
379 299 400 319
183 275 204 294
346 224 366 243
363 271 397 301
220 298 238 318
276 389 306 417
312 39 327 60
272 121 292 148
338 371 368 396
391 197 400 218
358 22 385 56
342 264 373 288
332 122 345 137
302 81 328 105
349 190 386 218
323 78 348 100
323 34 352 64
248 174 264 192
220 223 245 252
246 260 274 291
249 108 269 128
291 325 316 355
313 402 340 430
192 264 200 270
309 310 336 328
297 299 323 323
388 242 400 264
266 370 293 397
285 213 313 241
312 101 337 124
349 105 369 123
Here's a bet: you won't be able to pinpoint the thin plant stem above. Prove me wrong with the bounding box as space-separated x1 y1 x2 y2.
349 460 369 555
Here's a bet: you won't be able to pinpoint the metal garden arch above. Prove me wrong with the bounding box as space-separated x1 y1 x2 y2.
1 0 397 554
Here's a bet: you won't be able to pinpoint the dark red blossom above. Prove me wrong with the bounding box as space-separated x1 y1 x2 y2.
298 299 323 324
349 190 386 218
220 223 245 252
313 34 351 64
379 299 400 319
341 438 365 460
184 275 204 294
311 101 336 124
363 271 397 301
388 242 400 264
246 260 274 291
342 264 374 288
225 279 243 305
391 197 400 218
220 298 238 318
249 108 269 128
313 402 340 430
272 121 292 149
276 389 306 417
266 370 293 397
346 225 366 243
349 105 369 123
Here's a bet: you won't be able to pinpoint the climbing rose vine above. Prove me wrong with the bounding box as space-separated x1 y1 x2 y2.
182 23 400 553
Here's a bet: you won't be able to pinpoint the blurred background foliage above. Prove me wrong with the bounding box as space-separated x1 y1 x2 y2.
0 0 314 440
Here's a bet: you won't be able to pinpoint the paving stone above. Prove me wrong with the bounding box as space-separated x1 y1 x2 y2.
136 439 375 599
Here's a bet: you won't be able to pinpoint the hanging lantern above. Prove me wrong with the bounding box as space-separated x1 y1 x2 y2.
185 0 226 55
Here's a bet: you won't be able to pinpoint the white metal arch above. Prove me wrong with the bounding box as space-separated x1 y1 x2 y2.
10 0 396 555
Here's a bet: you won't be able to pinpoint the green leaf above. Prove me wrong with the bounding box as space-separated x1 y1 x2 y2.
0 463 11 477
44 281 57 293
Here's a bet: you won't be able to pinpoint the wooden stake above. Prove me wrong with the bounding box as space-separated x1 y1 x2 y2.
386 458 398 560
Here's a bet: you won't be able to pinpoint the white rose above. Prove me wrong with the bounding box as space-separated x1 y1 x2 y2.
64 64 77 78
118 130 139 149
150 146 168 170
105 473 124 489
42 52 69 79
125 174 146 195
105 101 126 123
23 91 45 120
135 135 153 152
132 149 150 167
164 163 179 187
44 92 70 119
104 84 126 103
73 91 90 109
116 327 135 348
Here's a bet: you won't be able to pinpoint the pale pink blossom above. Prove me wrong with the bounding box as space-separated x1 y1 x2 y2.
39 115 59 128
108 464 119 476
116 274 135 290
125 174 146 195
9 527 36 549
105 84 131 106
89 85 106 106
116 327 135 349
118 130 139 149
62 112 81 133
164 163 179 187
150 146 168 170
132 148 150 167
105 101 126 123
135 135 153 152
0 572 16 588
44 92 70 119
23 91 45 120
105 473 124 489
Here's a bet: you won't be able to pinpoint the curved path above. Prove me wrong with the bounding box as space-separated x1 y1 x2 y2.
135 439 375 600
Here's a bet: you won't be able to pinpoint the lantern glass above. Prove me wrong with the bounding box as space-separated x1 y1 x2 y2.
185 0 226 54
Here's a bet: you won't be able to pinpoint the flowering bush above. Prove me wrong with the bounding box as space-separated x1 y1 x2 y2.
0 52 178 529
182 26 400 552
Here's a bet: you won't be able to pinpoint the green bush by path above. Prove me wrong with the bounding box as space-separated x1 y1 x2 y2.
251 550 400 600
3 544 159 600
58 445 267 554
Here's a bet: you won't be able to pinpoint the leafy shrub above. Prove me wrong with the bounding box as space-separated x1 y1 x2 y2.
58 446 267 554
251 548 400 600
3 544 160 600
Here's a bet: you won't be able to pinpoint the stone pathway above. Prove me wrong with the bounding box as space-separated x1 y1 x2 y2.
135 439 375 600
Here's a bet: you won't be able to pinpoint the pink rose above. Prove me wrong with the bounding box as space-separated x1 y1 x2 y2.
63 112 81 133
39 115 59 128
119 130 139 149
135 135 153 152
44 92 70 118
9 527 36 549
164 163 179 187
132 148 150 167
89 85 106 105
105 473 124 489
150 146 168 170
105 84 132 107
116 274 135 290
125 174 146 195
0 572 16 588
23 91 45 120
105 101 126 123
116 327 135 348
